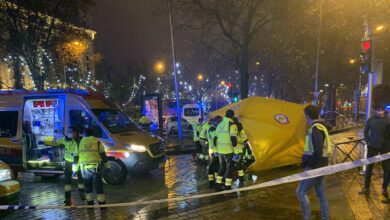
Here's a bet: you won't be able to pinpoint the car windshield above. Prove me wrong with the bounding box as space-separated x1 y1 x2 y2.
92 109 139 134
184 108 199 116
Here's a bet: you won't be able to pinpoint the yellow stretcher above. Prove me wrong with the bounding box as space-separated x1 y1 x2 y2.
209 96 307 171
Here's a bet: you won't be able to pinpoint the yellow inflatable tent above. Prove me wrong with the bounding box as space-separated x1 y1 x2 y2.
209 96 307 171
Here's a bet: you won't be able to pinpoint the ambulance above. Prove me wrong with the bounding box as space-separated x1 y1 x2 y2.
0 89 166 185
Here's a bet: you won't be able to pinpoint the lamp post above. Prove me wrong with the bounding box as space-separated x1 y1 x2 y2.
313 0 324 106
168 0 182 140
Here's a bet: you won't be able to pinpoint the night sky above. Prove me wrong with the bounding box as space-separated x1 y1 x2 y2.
90 0 170 74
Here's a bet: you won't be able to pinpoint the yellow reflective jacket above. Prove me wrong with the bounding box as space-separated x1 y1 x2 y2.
303 122 330 157
192 122 202 141
207 125 217 154
216 117 238 154
234 129 248 154
75 136 105 168
45 136 79 162
200 122 211 140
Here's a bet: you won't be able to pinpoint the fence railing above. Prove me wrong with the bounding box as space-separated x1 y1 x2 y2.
332 138 366 165
325 115 365 133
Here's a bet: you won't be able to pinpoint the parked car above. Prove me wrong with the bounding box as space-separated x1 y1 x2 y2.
164 116 193 135
0 160 20 207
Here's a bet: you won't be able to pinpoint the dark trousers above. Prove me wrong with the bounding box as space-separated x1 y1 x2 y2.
195 141 202 154
64 161 83 192
208 154 220 176
81 166 105 203
217 153 234 183
364 147 390 189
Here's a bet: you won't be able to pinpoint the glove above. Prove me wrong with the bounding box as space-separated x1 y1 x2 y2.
232 154 240 162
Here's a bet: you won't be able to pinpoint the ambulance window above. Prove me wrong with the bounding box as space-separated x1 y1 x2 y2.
0 111 18 137
69 110 105 138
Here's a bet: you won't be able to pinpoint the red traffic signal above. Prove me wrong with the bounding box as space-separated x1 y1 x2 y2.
362 40 371 52
227 82 232 88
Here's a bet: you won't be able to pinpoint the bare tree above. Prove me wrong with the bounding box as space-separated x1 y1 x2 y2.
0 0 94 90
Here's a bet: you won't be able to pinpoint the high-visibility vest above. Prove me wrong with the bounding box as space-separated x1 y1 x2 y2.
76 136 105 166
46 137 79 162
200 122 210 140
192 123 202 141
234 129 248 154
303 122 330 157
216 117 238 154
208 125 217 154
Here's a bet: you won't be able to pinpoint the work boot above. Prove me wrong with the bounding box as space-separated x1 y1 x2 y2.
215 183 223 192
208 180 215 189
239 176 245 187
79 190 86 201
64 192 71 206
358 187 369 195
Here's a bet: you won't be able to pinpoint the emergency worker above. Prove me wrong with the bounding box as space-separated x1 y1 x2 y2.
296 105 329 220
207 116 222 188
47 126 85 205
192 118 203 160
199 119 211 164
232 117 248 187
73 128 110 207
214 110 238 191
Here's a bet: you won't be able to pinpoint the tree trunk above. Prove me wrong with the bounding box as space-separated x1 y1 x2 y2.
12 56 23 89
240 50 249 99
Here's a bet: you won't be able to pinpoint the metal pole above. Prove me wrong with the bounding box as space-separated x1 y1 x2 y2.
365 38 375 121
168 0 182 140
314 0 324 106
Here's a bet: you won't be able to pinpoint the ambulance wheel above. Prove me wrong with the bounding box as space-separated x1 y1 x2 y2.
102 158 127 185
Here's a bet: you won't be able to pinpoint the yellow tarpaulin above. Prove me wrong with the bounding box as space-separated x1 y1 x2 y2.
209 96 307 171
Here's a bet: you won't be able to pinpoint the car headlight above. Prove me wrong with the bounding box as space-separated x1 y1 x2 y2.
0 169 12 182
128 144 147 153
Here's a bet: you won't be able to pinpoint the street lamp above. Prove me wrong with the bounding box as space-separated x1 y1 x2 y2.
255 61 260 66
220 80 226 86
349 58 356 65
154 61 165 74
376 25 384 32
197 73 204 81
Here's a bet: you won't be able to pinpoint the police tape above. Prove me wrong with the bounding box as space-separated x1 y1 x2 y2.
2 152 390 210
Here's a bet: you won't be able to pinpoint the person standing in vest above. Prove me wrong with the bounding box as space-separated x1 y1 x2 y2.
199 119 211 165
233 117 248 187
215 110 238 191
207 116 222 188
73 128 110 207
296 105 329 220
46 126 85 205
192 118 203 161
359 105 389 198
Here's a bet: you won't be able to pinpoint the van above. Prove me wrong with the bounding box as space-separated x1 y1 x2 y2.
0 89 166 185
182 104 202 124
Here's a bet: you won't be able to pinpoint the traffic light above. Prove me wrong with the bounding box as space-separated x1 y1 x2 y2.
227 82 233 98
360 39 372 74
232 89 239 103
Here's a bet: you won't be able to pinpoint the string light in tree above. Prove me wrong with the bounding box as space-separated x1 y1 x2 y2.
122 74 146 106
